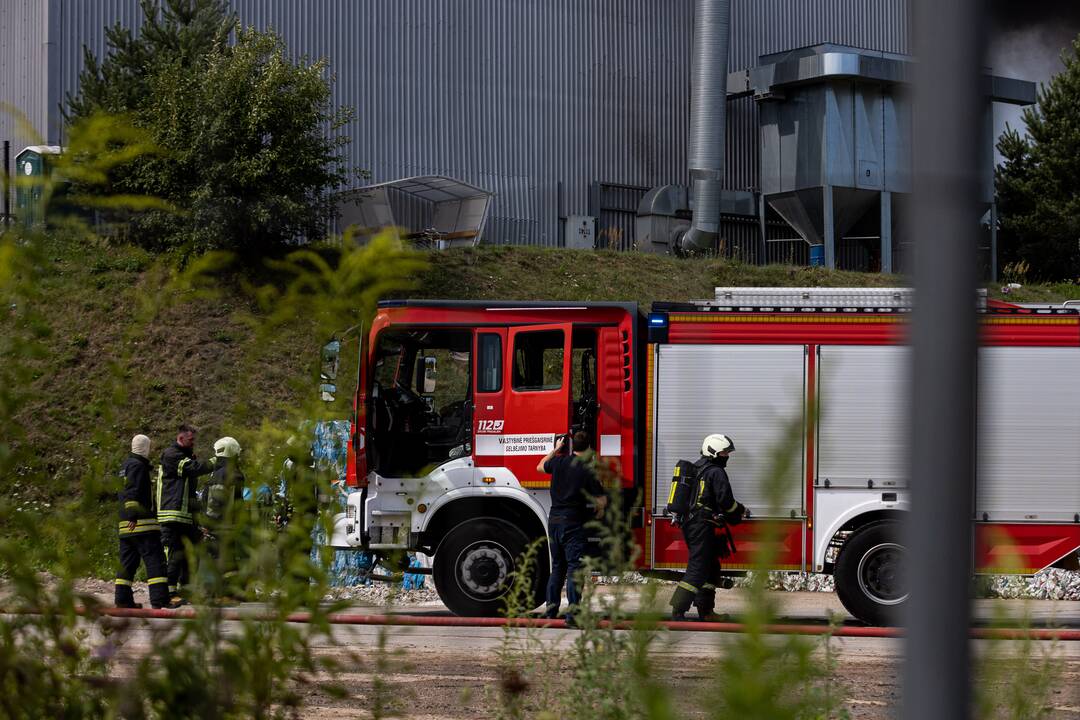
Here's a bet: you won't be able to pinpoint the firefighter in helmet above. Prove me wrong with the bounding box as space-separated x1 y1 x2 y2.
115 434 170 609
669 433 747 621
201 436 247 599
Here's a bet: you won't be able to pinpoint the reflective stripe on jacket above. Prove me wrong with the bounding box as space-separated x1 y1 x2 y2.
157 442 214 525
118 517 161 536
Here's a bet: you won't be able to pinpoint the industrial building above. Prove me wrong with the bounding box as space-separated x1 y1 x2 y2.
0 0 1033 271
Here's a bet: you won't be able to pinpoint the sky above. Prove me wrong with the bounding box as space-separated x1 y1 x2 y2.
988 1 1080 149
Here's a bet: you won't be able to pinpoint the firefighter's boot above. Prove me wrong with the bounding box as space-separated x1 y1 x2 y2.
114 579 142 609
167 595 189 609
147 578 170 609
694 583 718 621
670 580 697 620
694 601 730 623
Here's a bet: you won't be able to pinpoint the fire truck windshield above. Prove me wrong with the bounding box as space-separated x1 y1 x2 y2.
371 328 472 476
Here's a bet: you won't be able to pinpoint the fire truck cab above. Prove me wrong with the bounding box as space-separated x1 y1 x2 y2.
332 289 1080 626
331 300 641 616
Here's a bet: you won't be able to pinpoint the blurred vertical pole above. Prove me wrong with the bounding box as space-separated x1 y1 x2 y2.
2 141 9 227
903 0 982 718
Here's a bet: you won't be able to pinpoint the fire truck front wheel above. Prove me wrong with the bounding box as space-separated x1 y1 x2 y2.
433 518 548 617
834 521 908 627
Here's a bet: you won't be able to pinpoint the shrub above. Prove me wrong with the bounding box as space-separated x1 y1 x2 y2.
66 0 353 255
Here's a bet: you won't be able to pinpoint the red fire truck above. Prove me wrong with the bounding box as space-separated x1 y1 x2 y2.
329 287 1080 625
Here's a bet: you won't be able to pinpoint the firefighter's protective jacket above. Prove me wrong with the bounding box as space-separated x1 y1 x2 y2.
203 457 246 525
118 453 160 536
157 442 215 525
696 458 741 517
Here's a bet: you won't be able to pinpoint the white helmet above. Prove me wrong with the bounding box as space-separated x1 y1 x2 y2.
701 434 735 458
214 436 242 459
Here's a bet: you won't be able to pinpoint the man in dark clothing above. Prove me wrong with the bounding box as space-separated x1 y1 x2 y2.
116 434 170 609
536 431 607 621
670 433 747 621
157 424 216 606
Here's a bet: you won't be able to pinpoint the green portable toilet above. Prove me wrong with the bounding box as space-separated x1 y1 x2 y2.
15 145 63 227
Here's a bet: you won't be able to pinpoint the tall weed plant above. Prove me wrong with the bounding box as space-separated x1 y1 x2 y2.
491 419 847 720
0 109 423 717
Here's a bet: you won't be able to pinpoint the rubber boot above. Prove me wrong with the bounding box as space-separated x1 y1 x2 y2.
167 595 189 609
670 585 695 621
694 587 718 621
694 602 729 622
115 581 142 609
147 581 170 610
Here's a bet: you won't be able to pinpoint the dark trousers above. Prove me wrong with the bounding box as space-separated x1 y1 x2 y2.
204 524 247 597
116 532 170 608
161 521 200 595
670 514 722 615
545 521 586 617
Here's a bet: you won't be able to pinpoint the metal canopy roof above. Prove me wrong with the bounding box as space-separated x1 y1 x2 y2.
359 175 491 203
19 145 62 156
336 175 494 249
727 43 1036 106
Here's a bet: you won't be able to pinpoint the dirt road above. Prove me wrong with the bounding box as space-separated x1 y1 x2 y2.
270 627 1080 719
81 588 1080 718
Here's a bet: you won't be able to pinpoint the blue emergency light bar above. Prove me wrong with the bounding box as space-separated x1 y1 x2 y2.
647 312 669 343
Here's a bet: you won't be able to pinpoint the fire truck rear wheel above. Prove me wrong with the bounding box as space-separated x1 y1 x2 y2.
433 518 548 617
834 521 908 627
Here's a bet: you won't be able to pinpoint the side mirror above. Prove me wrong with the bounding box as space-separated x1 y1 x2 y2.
321 340 341 381
422 355 437 394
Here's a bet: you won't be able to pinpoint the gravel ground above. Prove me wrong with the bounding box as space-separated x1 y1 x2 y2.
59 576 442 608
44 566 1080 608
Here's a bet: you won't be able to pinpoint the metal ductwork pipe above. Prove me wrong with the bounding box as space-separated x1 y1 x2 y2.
679 0 730 254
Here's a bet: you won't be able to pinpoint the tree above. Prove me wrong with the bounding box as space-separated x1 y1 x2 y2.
66 0 353 254
995 36 1080 281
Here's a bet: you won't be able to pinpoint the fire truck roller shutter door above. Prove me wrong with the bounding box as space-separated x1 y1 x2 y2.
652 345 805 518
977 347 1080 522
817 346 909 489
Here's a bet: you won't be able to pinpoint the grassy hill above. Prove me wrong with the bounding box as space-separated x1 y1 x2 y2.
6 234 1076 574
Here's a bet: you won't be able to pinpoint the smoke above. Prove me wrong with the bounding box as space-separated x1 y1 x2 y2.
988 1 1080 83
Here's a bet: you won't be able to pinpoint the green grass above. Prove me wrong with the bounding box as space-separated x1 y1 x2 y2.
404 244 907 307
6 235 1076 576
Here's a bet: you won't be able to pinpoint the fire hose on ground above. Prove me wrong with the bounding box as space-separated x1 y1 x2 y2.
9 606 1080 640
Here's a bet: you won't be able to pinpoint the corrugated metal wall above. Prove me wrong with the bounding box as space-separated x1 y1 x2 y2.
0 0 48 152
6 0 912 254
45 0 695 246
57 0 146 112
238 0 698 247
